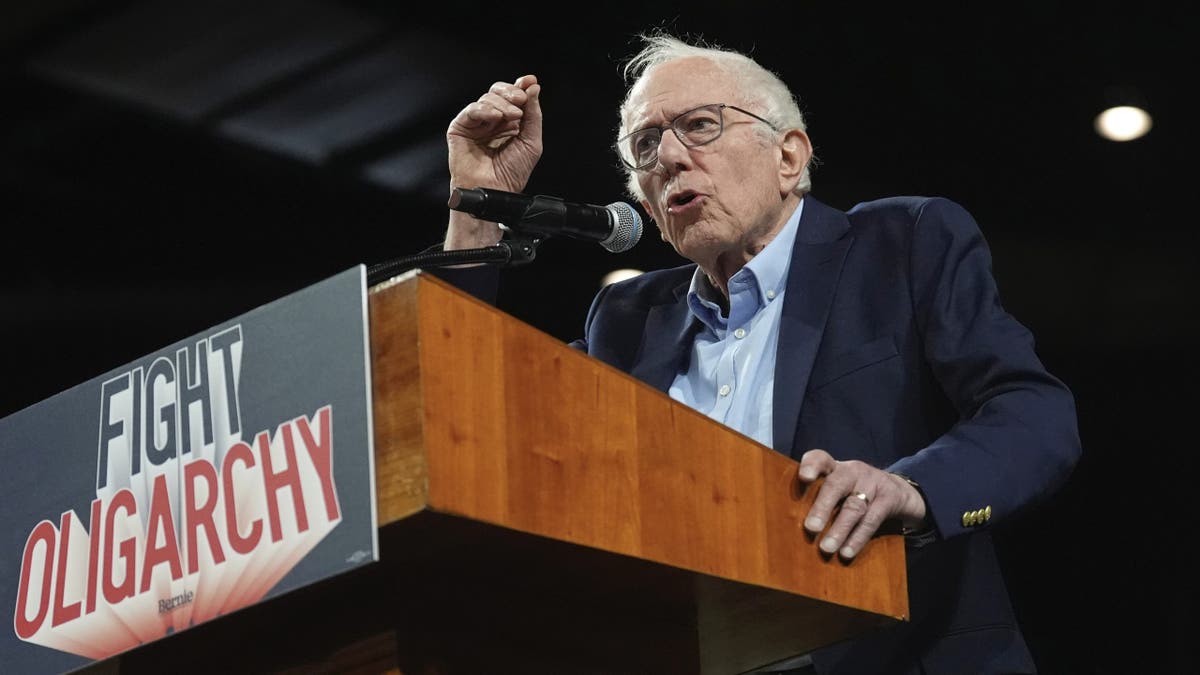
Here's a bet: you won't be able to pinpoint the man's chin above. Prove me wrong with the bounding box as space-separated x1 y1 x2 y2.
673 234 726 269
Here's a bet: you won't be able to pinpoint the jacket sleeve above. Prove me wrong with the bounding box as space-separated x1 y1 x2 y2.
424 264 500 305
425 264 595 354
886 198 1082 540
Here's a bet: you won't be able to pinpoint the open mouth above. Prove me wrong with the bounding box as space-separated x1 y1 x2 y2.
668 190 700 208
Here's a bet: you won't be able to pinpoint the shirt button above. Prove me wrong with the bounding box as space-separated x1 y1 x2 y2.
734 328 747 339
718 384 731 397
766 289 776 300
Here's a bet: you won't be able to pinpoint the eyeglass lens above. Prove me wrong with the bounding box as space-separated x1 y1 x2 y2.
622 104 726 169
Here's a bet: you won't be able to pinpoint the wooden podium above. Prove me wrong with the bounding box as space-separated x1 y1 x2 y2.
80 271 907 675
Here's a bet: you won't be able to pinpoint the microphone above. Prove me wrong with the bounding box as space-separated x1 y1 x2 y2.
447 186 643 253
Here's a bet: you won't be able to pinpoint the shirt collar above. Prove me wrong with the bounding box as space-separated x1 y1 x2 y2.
685 197 805 331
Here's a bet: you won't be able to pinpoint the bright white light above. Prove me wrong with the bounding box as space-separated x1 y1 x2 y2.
601 268 643 287
1095 106 1152 141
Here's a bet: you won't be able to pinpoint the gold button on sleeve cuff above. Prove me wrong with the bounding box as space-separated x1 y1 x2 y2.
961 506 993 528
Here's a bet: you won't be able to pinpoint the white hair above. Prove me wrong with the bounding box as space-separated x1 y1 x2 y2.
616 31 814 202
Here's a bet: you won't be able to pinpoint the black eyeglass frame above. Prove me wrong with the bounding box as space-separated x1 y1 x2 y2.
615 103 778 171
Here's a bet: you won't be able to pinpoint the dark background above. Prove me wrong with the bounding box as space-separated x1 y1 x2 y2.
1 1 1194 672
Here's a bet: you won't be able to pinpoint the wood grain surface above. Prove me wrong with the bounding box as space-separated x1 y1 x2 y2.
367 271 908 671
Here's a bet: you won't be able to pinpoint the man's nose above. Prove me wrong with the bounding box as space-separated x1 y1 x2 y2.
655 128 691 171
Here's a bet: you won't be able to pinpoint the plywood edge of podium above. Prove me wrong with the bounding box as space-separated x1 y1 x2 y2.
368 271 908 674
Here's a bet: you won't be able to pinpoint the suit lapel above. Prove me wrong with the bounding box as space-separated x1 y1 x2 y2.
773 198 853 457
622 198 853 453
629 282 700 393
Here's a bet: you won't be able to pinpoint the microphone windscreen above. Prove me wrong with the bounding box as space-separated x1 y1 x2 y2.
601 202 643 253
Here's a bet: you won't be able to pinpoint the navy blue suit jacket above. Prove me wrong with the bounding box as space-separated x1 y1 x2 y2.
435 195 1081 674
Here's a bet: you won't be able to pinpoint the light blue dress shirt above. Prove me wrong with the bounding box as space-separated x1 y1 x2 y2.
668 199 805 450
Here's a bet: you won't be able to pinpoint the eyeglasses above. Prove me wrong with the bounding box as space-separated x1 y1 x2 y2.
615 103 777 171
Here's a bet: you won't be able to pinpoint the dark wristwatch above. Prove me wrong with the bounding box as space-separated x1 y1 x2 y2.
891 473 939 546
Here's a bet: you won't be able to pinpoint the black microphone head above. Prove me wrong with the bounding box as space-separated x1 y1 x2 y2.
600 202 643 253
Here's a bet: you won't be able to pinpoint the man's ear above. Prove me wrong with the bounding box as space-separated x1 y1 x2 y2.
778 129 813 195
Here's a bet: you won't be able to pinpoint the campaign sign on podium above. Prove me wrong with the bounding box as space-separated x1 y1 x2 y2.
0 266 378 674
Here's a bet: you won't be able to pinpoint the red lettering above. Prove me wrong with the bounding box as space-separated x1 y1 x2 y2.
223 441 262 555
258 427 308 542
50 512 81 627
85 498 102 614
14 521 56 640
139 474 184 593
184 459 225 573
102 490 137 605
296 406 340 521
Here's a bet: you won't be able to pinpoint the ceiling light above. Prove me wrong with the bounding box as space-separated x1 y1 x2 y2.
1094 106 1152 142
601 269 643 287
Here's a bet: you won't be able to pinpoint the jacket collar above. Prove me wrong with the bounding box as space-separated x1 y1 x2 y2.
772 197 853 456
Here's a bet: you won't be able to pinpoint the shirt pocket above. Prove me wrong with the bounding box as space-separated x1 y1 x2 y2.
808 334 899 390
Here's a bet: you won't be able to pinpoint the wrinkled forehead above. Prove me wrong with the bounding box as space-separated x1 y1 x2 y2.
622 57 740 130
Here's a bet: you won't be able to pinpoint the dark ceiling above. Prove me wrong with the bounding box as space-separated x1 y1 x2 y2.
0 0 1194 672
